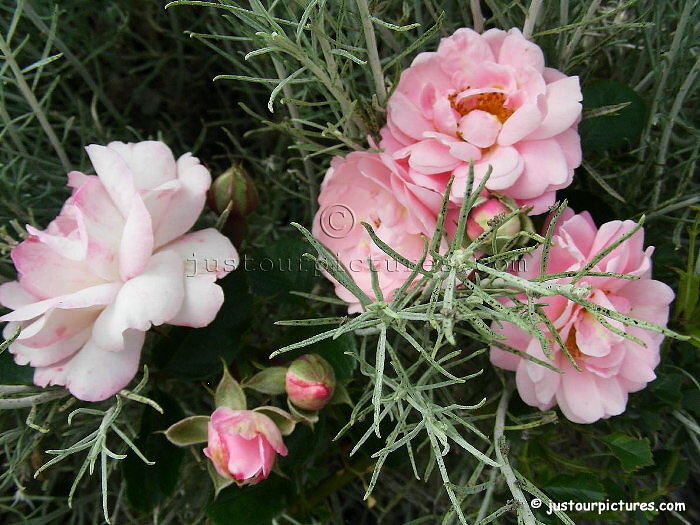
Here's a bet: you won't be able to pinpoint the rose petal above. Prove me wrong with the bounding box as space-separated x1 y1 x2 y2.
105 141 177 190
119 195 154 281
152 153 211 247
33 329 145 402
527 77 582 140
84 144 138 218
91 251 185 351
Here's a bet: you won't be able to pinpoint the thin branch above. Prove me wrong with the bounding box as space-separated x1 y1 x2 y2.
356 0 387 105
470 0 485 33
0 33 70 171
494 384 536 524
522 0 544 39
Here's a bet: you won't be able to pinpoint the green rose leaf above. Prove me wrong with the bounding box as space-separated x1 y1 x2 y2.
206 475 296 525
164 415 210 446
329 383 353 406
248 236 317 301
244 367 288 395
254 406 296 435
602 433 654 472
543 473 606 503
215 364 246 410
207 461 235 499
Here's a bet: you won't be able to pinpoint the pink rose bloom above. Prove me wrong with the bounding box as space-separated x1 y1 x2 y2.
203 408 288 485
0 141 237 401
490 209 674 423
312 151 441 313
380 27 582 214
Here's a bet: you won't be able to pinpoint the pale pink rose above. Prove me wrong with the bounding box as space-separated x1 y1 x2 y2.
0 141 238 401
203 408 288 485
380 27 582 215
489 209 674 423
312 151 441 313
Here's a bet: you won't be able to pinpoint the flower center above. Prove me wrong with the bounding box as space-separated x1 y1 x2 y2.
449 92 514 123
565 328 582 359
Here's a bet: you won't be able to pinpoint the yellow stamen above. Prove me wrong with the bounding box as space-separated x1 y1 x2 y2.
449 92 514 123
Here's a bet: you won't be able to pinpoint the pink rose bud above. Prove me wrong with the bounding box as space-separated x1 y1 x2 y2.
208 163 259 219
203 408 287 485
466 198 521 243
285 354 336 411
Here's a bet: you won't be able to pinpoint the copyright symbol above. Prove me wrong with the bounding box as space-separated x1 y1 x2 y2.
531 498 542 509
319 204 355 239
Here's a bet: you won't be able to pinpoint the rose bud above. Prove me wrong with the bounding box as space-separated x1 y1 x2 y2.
285 354 336 411
466 198 521 245
208 163 259 219
203 408 287 486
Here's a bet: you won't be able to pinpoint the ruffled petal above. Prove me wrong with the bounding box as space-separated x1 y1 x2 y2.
167 275 223 328
84 144 138 217
497 100 543 146
498 29 545 73
527 77 582 140
11 236 107 299
33 329 145 402
152 153 211 247
556 363 605 423
0 281 38 310
91 251 185 351
505 139 568 199
0 283 121 323
458 110 502 148
407 139 462 175
119 195 154 281
105 141 177 190
162 228 239 279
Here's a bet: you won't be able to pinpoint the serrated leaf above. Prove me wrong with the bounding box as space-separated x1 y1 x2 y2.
245 367 287 395
602 433 654 472
278 414 327 469
164 416 210 446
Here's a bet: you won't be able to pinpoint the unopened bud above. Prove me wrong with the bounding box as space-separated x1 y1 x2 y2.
285 354 336 411
208 163 259 219
467 198 521 246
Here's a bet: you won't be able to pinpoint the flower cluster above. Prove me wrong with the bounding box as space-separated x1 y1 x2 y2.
313 27 673 424
314 28 582 310
167 354 336 487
